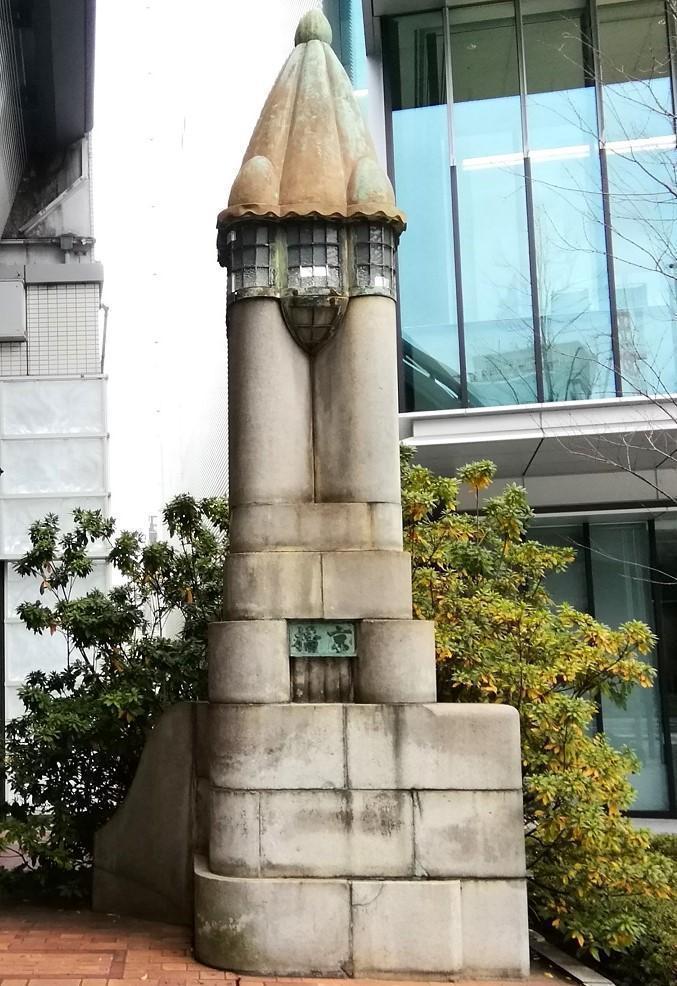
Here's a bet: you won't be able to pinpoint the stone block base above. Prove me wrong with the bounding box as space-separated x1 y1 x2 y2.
194 858 529 979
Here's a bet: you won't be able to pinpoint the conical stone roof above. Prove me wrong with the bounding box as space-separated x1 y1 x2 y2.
218 10 405 232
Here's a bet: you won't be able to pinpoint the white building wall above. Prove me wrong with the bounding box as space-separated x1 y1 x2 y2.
0 375 109 724
95 0 321 533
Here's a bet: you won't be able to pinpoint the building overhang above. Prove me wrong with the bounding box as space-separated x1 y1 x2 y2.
12 0 95 154
400 396 677 510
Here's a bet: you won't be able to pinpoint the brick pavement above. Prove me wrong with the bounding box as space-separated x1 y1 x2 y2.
0 906 574 986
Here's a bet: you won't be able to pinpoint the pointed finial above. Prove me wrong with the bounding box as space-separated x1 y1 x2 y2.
295 9 332 46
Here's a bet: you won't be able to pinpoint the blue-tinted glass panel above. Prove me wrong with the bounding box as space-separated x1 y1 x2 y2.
388 12 461 411
590 522 670 811
524 0 616 401
599 0 676 395
334 0 368 91
598 0 673 142
393 108 462 410
607 147 677 394
451 2 537 407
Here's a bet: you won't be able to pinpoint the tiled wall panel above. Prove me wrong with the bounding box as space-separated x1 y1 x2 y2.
26 283 101 376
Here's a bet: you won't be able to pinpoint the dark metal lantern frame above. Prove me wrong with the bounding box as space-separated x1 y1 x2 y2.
218 218 398 353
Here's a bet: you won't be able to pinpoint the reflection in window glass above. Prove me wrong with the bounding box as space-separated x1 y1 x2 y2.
598 0 676 395
386 12 446 111
524 0 615 401
536 520 672 810
388 13 462 410
590 523 669 811
598 0 672 141
608 148 677 394
533 524 589 611
451 2 537 407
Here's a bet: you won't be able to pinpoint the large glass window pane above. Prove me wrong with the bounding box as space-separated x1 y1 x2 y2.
653 517 677 802
598 0 673 142
524 0 616 401
590 522 670 811
451 3 537 407
387 11 445 111
599 0 676 396
388 13 462 411
534 523 589 610
608 147 677 394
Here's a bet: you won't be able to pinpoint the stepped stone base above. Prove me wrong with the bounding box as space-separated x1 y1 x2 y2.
194 865 528 979
92 700 530 980
200 701 528 980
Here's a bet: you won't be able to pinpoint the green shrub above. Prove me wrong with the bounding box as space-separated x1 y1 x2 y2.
605 837 677 986
0 495 228 898
650 833 677 863
401 451 674 964
1 459 674 986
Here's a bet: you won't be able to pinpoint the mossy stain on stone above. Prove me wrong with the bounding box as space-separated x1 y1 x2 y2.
195 916 261 972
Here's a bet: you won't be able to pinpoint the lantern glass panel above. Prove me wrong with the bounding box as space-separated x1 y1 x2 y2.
287 222 342 290
353 223 396 295
225 224 272 294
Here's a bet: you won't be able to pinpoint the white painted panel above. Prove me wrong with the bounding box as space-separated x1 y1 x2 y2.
4 683 23 721
5 620 68 684
1 379 105 435
0 281 26 340
1 496 108 556
5 560 108 619
1 437 106 495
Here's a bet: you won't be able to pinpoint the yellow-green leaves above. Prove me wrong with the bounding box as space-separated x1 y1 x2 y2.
401 451 674 964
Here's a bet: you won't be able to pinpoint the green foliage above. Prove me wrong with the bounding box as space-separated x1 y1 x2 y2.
1 453 674 986
650 833 677 863
401 447 674 965
1 495 228 898
605 837 677 986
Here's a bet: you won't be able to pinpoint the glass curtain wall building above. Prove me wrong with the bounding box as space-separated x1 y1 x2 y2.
385 0 676 412
334 0 677 813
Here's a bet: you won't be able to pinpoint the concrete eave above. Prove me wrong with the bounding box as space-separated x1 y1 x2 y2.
400 395 677 484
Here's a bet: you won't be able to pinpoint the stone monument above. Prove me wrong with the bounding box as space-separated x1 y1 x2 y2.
193 10 529 979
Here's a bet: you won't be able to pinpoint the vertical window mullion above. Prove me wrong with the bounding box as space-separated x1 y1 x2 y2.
648 518 677 812
666 0 677 132
589 0 623 396
443 5 469 407
381 19 407 413
515 0 545 402
582 521 605 733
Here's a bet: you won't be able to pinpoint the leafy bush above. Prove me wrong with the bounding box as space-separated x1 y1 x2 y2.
401 450 674 964
0 495 228 897
1 458 674 986
605 837 677 986
650 833 677 863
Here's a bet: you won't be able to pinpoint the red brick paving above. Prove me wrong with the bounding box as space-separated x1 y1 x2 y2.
0 906 574 985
